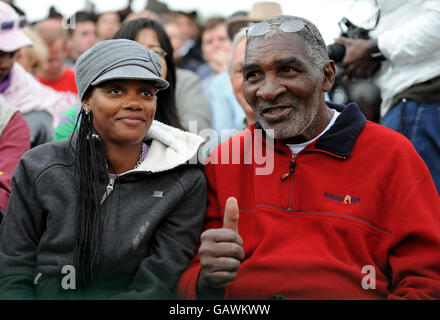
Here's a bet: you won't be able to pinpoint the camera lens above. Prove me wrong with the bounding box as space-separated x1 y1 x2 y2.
327 43 346 63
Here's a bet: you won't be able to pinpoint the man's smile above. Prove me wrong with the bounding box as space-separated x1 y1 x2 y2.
260 105 292 122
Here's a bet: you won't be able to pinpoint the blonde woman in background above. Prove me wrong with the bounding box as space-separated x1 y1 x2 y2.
14 27 48 76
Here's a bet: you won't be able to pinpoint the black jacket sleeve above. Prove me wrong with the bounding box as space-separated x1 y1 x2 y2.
0 155 46 299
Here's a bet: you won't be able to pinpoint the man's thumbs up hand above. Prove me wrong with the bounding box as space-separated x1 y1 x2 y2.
197 197 245 298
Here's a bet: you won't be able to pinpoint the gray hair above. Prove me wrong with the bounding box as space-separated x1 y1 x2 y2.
227 27 247 78
246 15 329 69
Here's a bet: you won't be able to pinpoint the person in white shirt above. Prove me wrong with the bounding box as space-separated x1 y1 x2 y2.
335 0 440 194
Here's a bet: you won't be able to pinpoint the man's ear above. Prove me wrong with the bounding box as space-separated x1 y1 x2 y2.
62 39 71 59
322 60 335 92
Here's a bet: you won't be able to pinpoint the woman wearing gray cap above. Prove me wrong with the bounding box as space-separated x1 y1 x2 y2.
0 39 207 299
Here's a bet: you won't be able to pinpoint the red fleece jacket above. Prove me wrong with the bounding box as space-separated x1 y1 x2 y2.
177 103 440 300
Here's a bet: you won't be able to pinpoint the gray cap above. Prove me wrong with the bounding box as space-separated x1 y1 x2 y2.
75 39 169 102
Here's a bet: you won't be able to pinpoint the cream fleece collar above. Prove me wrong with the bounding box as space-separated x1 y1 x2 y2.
134 120 204 173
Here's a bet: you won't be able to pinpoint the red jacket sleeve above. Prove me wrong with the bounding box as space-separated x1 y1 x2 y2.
0 112 30 213
177 157 223 299
387 172 440 299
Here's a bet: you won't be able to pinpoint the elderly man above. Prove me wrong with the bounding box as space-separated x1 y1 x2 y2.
178 15 440 299
200 28 256 159
228 28 257 129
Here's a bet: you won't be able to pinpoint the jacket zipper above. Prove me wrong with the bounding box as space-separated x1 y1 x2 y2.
281 148 345 210
280 154 297 208
287 156 296 209
100 177 115 205
34 272 43 285
98 170 153 206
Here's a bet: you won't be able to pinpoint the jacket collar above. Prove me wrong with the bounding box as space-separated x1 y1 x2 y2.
137 120 204 173
253 102 367 158
67 120 205 175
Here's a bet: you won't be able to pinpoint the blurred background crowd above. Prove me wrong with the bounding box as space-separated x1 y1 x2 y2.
1 0 383 143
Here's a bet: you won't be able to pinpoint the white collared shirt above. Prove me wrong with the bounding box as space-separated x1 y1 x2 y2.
287 109 340 156
371 0 440 116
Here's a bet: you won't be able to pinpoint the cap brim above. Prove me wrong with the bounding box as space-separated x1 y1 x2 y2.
91 64 169 90
0 30 32 52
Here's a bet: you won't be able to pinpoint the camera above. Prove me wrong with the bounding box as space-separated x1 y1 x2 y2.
327 17 371 63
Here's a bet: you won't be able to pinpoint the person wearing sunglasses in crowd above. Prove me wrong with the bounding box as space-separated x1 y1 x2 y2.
0 2 75 147
54 18 212 141
0 39 207 299
177 15 440 300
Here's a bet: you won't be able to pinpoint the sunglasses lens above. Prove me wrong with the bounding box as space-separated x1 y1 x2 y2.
280 20 305 33
247 20 306 37
1 21 14 30
19 18 27 28
247 22 271 37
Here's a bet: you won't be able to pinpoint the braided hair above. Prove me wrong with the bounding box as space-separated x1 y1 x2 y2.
70 103 106 288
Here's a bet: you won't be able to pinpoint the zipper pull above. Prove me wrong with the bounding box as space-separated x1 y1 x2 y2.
100 178 115 205
34 272 43 285
281 160 296 182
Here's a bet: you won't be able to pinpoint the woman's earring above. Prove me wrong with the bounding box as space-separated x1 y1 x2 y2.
83 107 90 114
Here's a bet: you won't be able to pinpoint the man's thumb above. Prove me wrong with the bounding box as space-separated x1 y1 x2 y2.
223 197 239 233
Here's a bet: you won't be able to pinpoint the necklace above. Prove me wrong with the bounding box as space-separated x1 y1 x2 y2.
133 144 145 169
106 143 145 174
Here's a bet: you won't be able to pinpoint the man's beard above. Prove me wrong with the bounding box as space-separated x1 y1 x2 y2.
256 95 320 140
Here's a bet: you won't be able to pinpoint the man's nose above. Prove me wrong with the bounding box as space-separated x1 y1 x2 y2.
256 76 286 101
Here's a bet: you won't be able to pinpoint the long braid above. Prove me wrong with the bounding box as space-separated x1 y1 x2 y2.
73 107 105 288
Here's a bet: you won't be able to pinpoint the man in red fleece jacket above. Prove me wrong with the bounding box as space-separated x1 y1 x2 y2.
177 15 440 300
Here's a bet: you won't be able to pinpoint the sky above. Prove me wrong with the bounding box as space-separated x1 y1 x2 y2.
13 0 377 44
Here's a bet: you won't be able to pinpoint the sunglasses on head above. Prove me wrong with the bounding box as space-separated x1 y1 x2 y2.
0 16 27 31
246 19 321 43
